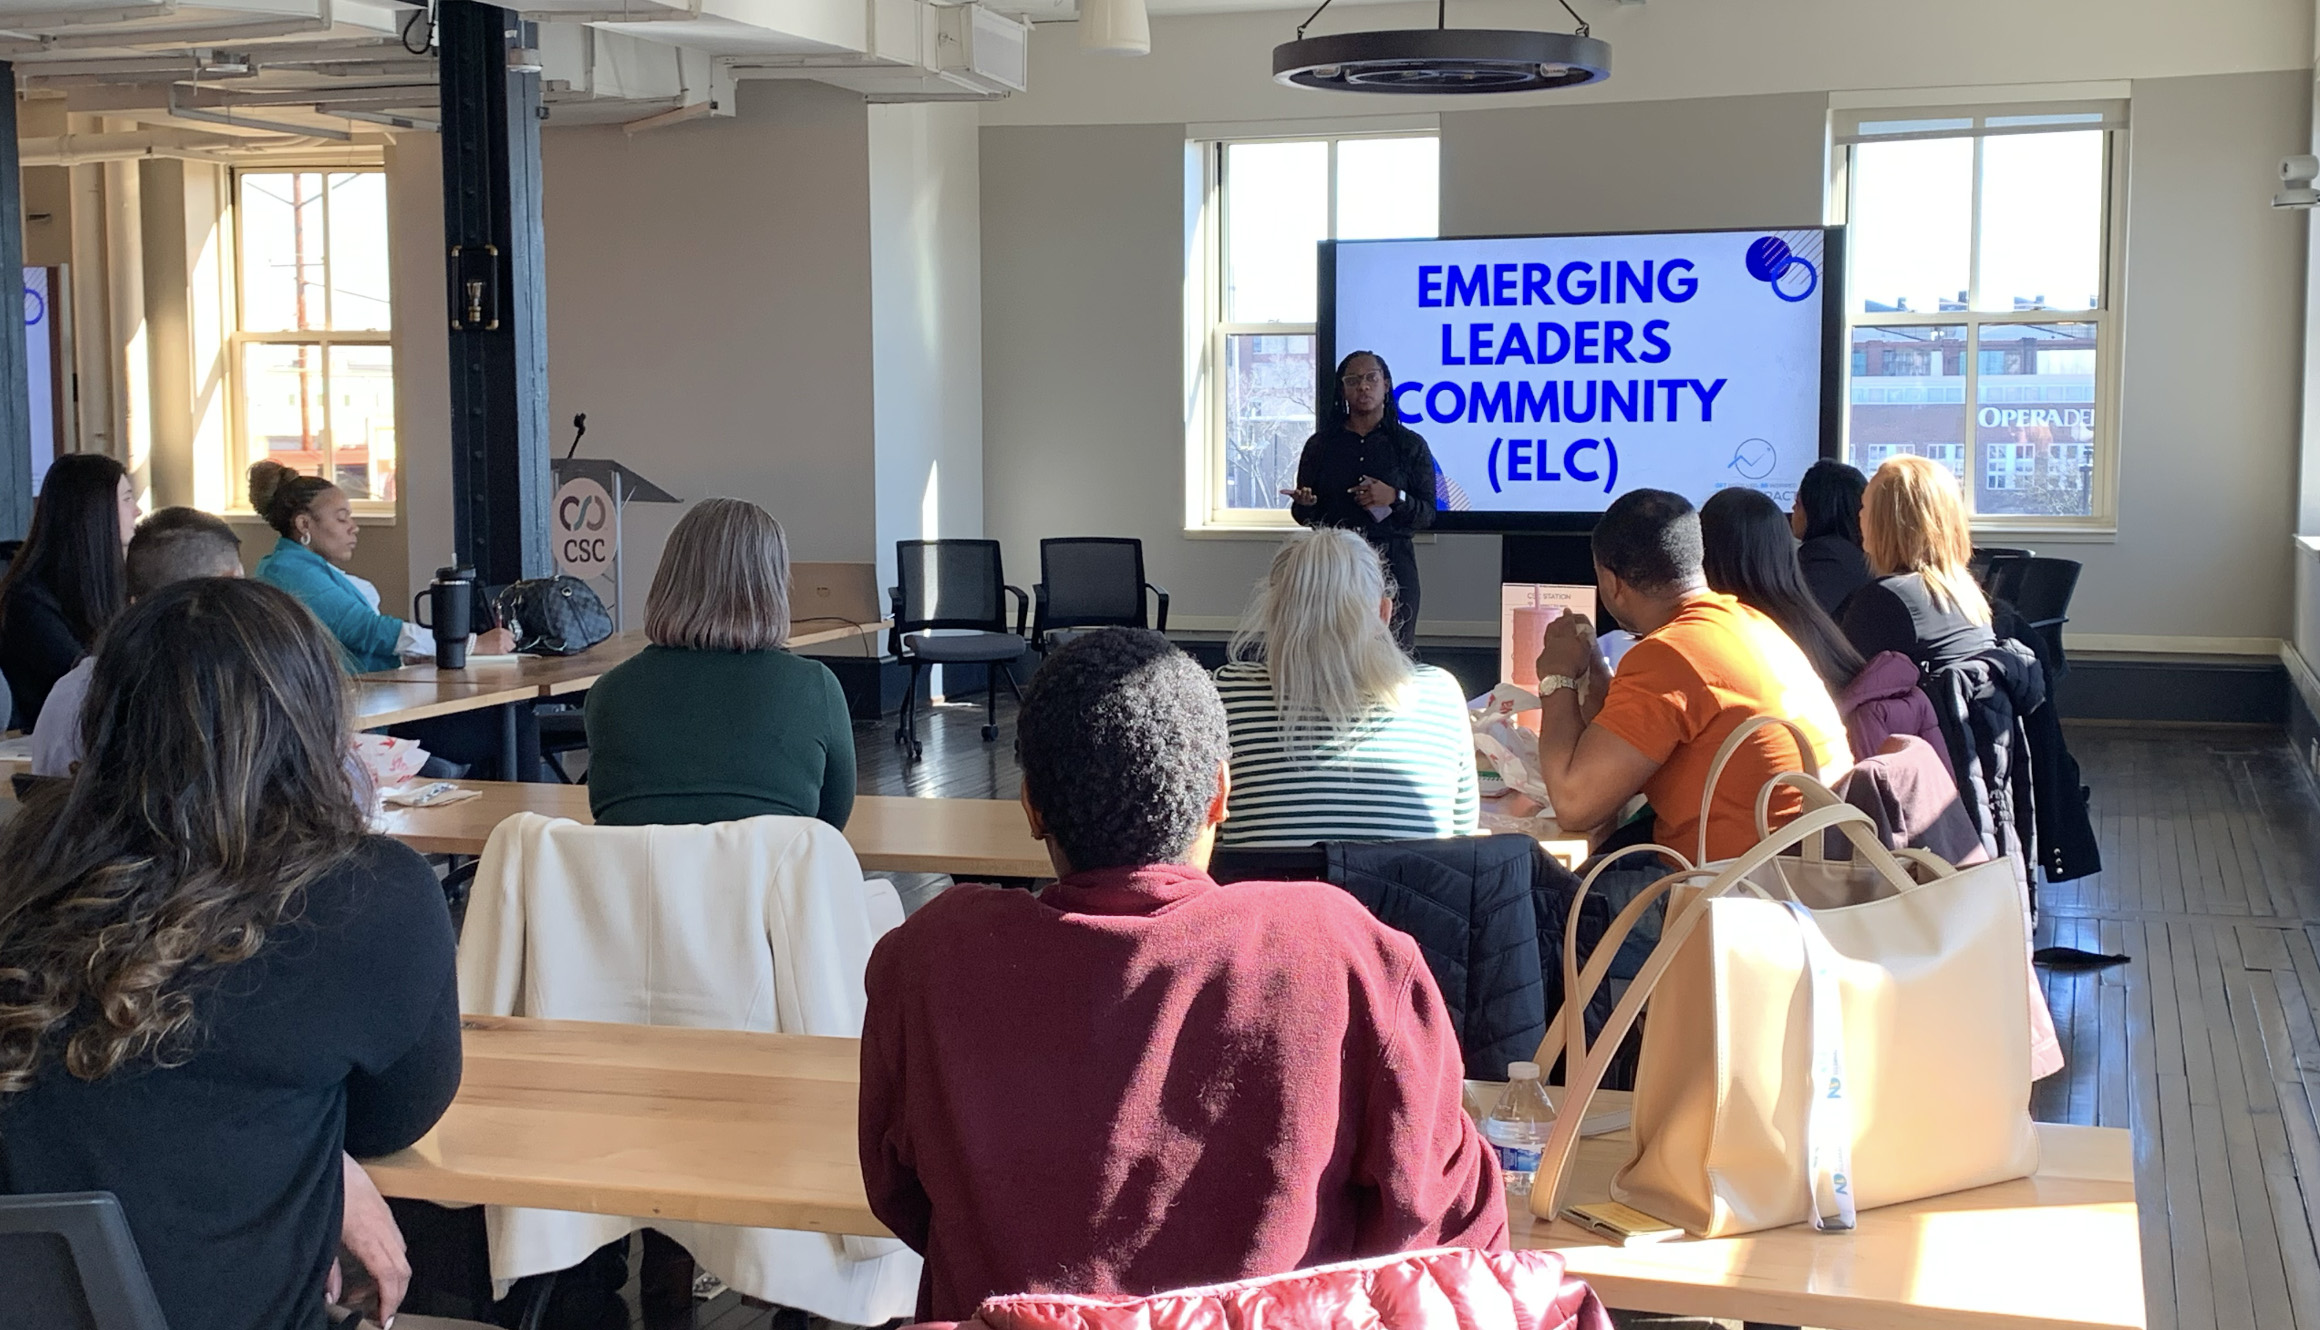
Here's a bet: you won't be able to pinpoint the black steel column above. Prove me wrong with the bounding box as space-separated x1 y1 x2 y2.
438 2 549 585
0 64 33 541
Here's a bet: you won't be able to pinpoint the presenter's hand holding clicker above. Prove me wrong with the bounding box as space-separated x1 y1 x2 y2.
1280 486 1318 506
1535 613 1598 686
1349 476 1397 508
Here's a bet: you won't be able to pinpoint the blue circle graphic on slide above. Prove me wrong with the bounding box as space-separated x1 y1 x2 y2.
1745 235 1817 303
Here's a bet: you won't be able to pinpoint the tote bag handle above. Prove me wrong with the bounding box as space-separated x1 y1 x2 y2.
1529 800 1913 1224
1694 713 1825 866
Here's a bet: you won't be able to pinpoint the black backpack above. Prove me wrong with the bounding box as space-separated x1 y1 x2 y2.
495 577 614 656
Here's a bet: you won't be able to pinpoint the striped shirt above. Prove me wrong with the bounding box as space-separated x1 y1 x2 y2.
1213 660 1480 848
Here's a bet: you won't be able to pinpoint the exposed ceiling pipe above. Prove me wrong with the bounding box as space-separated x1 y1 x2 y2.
167 80 350 138
16 127 333 165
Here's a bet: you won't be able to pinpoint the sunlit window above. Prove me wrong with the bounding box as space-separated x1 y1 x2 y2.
233 171 396 505
1197 134 1439 526
1840 107 2120 525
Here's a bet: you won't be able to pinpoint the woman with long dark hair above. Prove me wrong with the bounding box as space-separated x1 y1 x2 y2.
1700 486 1950 773
1285 349 1436 651
1789 459 1872 615
1700 487 1863 690
0 452 137 727
0 578 463 1330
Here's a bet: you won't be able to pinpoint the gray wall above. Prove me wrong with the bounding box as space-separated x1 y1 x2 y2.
870 102 986 589
981 77 2311 647
2100 71 2308 646
982 124 1304 628
539 80 878 623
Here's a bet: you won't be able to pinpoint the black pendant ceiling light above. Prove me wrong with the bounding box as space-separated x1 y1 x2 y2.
1272 0 1609 94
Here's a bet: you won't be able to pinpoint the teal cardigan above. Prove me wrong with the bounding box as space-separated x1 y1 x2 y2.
254 536 407 674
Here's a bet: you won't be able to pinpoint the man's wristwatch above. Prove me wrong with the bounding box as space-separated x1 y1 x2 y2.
1536 674 1581 699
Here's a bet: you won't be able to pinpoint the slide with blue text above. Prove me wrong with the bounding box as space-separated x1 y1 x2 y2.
1331 228 1829 516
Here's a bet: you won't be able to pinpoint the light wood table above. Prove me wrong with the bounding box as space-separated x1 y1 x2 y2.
375 783 1054 878
1504 1092 2144 1330
350 679 544 730
374 781 1579 876
358 623 887 699
369 1020 2143 1330
364 1016 878 1234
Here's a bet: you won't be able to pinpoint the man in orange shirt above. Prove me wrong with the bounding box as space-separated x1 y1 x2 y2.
1531 488 1851 866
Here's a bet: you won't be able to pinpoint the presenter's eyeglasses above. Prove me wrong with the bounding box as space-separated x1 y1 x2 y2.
1341 371 1386 387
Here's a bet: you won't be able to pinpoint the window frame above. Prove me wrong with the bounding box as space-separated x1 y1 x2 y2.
1831 101 2129 535
1187 128 1440 534
228 165 397 517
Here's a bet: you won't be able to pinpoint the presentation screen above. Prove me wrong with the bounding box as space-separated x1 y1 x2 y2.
1321 227 1843 531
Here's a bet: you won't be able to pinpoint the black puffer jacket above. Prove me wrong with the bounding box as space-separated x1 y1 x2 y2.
1325 834 1547 1081
1924 640 2044 888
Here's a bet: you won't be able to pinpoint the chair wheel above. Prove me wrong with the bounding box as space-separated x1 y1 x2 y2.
981 724 998 741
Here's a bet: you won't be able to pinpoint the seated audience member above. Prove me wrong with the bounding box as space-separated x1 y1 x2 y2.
859 629 1504 1322
586 497 855 828
1841 455 1997 671
31 507 244 777
1701 487 1864 692
1212 528 1477 847
1789 459 1873 616
1529 489 1851 862
0 453 136 729
0 579 464 1330
1698 488 1951 775
251 458 515 671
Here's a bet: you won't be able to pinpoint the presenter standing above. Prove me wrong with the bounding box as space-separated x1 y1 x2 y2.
1285 350 1437 651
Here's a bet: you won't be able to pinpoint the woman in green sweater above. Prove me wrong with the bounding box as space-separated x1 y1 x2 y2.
584 498 856 828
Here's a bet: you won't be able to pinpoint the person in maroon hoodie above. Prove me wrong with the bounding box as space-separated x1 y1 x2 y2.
859 628 1506 1322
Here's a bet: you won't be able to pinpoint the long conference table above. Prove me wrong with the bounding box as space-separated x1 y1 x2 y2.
365 1017 2145 1330
347 624 886 774
380 784 1057 879
373 779 1593 874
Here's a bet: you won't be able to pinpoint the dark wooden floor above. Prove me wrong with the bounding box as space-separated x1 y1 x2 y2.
2030 724 2320 1330
674 712 2320 1330
856 697 1024 799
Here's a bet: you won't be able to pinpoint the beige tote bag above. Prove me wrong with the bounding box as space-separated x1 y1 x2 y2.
1527 745 2039 1238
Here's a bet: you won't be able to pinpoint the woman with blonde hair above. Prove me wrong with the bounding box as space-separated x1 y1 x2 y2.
584 497 856 828
1841 454 1996 670
1211 528 1477 847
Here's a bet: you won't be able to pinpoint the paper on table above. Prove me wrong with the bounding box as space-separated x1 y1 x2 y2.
380 782 483 808
0 734 32 763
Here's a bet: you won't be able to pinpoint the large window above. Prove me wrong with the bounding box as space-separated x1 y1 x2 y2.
232 170 396 505
1837 105 2124 526
1194 133 1439 528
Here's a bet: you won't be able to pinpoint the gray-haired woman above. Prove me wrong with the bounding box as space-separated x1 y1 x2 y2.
584 497 856 828
1212 528 1477 848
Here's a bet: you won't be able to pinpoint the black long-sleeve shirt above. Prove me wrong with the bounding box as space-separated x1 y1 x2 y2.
0 578 89 730
0 837 462 1330
1290 419 1437 545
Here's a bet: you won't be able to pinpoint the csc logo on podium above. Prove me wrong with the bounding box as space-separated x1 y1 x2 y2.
553 476 615 576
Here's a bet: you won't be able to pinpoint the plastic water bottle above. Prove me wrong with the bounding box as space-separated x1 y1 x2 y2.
1482 1061 1557 1198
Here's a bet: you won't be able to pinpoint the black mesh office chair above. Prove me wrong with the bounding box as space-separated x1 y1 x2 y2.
1971 546 2036 600
889 540 1030 761
1032 537 1169 651
2008 556 2082 664
0 1193 171 1330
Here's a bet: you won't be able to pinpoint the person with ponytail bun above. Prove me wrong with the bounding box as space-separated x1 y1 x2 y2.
250 459 512 673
